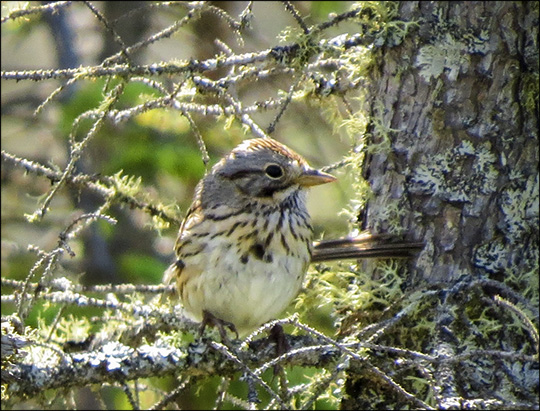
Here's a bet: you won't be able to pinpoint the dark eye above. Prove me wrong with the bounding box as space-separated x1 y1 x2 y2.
265 164 283 179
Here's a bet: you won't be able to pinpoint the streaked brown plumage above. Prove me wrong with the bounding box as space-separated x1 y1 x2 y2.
164 138 422 337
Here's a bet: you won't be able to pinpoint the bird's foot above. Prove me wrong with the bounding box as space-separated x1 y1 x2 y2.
200 310 239 343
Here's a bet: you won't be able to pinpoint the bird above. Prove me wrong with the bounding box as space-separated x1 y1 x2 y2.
163 137 422 339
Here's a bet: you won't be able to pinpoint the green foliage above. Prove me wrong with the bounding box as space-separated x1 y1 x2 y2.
309 2 350 20
119 253 167 284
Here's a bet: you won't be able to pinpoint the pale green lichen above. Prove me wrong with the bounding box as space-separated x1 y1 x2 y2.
369 197 408 234
40 314 93 345
473 240 510 274
110 170 142 197
500 172 539 244
473 170 538 303
416 33 471 82
348 1 418 47
410 140 499 202
415 7 489 82
299 259 406 336
366 101 400 155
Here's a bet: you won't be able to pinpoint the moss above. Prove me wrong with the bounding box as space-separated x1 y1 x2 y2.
521 72 540 119
431 108 447 135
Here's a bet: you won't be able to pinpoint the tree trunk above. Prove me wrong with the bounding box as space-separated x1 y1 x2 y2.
366 1 538 284
344 2 538 409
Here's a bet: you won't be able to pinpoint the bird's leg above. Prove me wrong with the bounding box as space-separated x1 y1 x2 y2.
201 310 239 342
268 324 290 375
269 324 290 355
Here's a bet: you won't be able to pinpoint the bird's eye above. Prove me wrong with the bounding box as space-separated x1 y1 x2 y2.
264 164 283 179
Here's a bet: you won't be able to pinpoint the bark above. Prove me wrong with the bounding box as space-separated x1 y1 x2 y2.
343 2 538 409
365 1 538 284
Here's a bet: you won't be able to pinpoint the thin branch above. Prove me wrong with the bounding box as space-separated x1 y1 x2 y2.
0 1 73 24
282 1 310 34
1 151 180 225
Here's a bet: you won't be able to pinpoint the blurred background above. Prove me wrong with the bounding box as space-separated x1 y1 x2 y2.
2 2 366 408
2 1 360 287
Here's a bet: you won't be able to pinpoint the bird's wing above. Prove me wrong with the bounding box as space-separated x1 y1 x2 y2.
312 233 423 263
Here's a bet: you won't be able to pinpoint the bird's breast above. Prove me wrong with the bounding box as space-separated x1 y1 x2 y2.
178 206 313 335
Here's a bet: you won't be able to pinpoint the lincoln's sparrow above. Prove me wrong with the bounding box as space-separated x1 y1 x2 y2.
164 137 421 338
163 137 335 337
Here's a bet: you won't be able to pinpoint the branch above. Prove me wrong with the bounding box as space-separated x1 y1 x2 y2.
6 324 534 404
1 151 180 225
5 332 338 398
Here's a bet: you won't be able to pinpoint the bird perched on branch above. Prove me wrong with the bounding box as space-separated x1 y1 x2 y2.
164 137 422 339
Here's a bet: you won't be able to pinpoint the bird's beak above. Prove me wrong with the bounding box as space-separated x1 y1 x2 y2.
296 167 337 187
